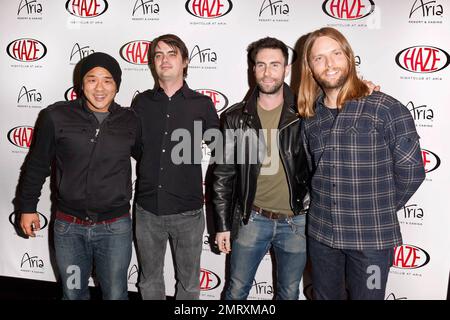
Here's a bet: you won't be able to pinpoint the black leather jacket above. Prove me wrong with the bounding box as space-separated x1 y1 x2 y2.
212 84 310 236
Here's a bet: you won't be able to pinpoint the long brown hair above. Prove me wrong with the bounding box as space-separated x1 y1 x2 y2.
297 27 369 118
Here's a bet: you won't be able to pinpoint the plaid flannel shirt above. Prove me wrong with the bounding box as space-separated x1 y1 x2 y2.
302 91 425 250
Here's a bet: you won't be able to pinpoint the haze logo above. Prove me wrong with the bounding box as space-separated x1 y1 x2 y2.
251 279 273 296
120 40 151 65
17 0 43 16
393 244 430 269
259 0 289 17
132 0 160 16
322 0 375 20
199 268 221 290
70 43 95 63
195 89 228 112
396 46 450 73
189 45 217 66
127 264 139 282
17 86 42 104
65 87 78 101
20 253 44 271
385 292 407 300
7 126 34 149
65 0 108 18
406 101 434 125
7 38 47 62
9 211 48 231
185 0 233 19
421 149 440 173
409 0 443 19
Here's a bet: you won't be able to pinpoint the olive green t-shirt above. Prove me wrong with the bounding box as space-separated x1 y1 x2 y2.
253 101 293 216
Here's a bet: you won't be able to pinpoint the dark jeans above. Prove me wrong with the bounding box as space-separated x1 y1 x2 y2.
54 216 132 300
135 204 205 300
308 237 394 300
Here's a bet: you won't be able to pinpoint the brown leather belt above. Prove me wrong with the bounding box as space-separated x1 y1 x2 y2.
56 211 129 225
252 205 293 220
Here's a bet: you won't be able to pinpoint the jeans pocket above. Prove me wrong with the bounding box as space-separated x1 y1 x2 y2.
54 219 72 235
288 215 306 237
105 217 132 234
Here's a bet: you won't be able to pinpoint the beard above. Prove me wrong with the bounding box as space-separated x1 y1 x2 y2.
313 67 348 90
257 77 284 95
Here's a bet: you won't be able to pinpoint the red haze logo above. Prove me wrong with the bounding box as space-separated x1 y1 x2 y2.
259 0 289 17
17 0 43 15
7 126 34 149
200 268 221 290
409 0 443 19
65 87 78 101
322 0 375 20
20 253 44 269
9 211 48 231
393 244 430 269
421 149 440 173
70 43 95 62
396 46 450 73
120 40 151 65
65 0 108 18
195 89 228 112
132 0 160 16
6 38 47 62
185 0 233 19
17 86 42 103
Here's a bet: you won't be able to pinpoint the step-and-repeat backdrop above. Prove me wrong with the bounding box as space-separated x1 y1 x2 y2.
1 0 449 300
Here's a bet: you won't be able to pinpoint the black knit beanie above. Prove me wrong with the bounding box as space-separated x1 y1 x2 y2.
80 52 122 92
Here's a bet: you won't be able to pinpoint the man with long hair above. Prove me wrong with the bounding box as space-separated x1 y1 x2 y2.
298 27 425 299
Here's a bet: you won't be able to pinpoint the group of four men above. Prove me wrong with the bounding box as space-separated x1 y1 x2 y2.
17 28 425 300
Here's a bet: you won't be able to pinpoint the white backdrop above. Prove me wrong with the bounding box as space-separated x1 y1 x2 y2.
1 0 449 300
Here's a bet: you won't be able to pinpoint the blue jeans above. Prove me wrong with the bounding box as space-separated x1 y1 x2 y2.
53 215 132 300
308 237 394 300
135 204 205 300
225 211 307 300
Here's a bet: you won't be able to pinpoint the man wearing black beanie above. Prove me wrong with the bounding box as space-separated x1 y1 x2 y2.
16 52 141 300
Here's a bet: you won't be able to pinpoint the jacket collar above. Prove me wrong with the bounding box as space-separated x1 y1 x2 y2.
243 83 299 129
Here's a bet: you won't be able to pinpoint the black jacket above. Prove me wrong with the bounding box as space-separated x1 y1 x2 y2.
212 84 310 236
17 99 141 222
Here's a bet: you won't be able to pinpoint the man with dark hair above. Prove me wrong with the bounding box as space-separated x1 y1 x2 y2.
212 37 310 300
132 34 219 300
298 27 425 299
17 52 141 300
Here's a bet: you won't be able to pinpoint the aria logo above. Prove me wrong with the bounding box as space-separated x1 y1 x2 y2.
259 0 289 17
199 268 221 291
409 0 443 19
385 293 407 300
127 264 139 281
406 101 434 122
65 0 108 18
421 149 440 173
17 86 42 104
120 40 151 65
17 0 43 15
322 0 375 20
132 0 159 16
70 43 95 62
7 126 34 149
20 253 44 269
252 279 273 296
185 0 233 19
396 46 450 73
393 244 430 269
65 87 78 101
9 211 48 230
195 89 228 113
6 38 47 62
189 45 217 65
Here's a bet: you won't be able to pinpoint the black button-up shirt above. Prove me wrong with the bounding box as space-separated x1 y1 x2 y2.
131 82 220 215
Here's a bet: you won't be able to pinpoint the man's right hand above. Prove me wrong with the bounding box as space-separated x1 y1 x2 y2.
20 213 41 237
215 231 231 254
